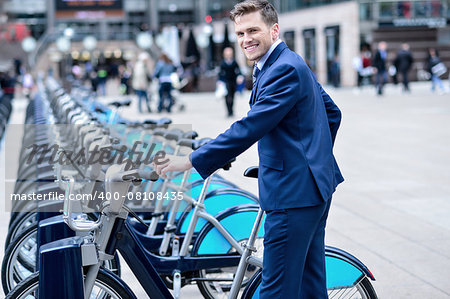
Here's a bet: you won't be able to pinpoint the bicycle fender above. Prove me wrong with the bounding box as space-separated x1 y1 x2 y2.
192 204 263 255
325 245 375 286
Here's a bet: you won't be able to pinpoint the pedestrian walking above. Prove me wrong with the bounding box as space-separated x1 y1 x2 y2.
96 65 108 96
0 70 16 102
353 46 373 89
154 1 343 298
119 65 132 95
372 41 388 95
132 52 152 113
219 47 242 117
394 43 414 92
427 48 447 95
154 53 177 113
21 70 34 99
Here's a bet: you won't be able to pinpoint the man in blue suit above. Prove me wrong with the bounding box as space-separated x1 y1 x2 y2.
154 0 343 297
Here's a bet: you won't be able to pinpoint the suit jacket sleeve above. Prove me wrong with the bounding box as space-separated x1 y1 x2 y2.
191 64 300 179
316 82 342 145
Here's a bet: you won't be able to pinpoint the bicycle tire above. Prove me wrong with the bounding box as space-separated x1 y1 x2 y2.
5 211 38 247
1 224 121 294
2 225 37 294
242 269 378 299
5 270 136 299
191 205 264 299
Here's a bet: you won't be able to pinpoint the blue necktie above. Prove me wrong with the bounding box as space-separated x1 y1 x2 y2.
252 65 260 85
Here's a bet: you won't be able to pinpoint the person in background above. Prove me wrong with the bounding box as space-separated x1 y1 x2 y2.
372 41 388 95
0 70 16 102
427 48 447 95
22 70 34 99
96 64 108 96
329 55 340 88
219 47 242 117
353 46 373 89
89 71 99 94
394 43 414 92
132 52 152 113
119 64 132 95
154 53 177 113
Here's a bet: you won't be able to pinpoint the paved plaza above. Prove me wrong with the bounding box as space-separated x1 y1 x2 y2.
1 80 450 298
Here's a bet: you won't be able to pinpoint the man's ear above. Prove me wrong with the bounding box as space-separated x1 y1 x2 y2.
271 23 280 41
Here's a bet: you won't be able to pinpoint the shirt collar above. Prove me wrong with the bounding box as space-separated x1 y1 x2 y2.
256 39 282 71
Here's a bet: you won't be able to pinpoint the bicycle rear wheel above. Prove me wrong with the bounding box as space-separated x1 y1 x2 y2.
242 270 377 299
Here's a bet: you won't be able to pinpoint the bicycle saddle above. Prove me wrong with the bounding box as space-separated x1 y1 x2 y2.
108 99 132 108
244 166 258 178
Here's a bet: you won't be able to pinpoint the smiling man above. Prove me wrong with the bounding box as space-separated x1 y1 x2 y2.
154 0 343 297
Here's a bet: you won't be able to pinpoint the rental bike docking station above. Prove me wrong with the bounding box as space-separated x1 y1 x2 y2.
2 78 378 299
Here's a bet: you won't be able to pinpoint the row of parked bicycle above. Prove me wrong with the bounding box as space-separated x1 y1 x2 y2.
2 77 378 298
0 95 13 146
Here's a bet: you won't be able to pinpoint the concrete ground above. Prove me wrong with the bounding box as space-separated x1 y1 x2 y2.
1 79 450 298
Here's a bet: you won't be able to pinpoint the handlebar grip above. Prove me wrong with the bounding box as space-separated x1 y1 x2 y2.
111 144 127 152
222 158 236 171
138 170 160 182
153 128 166 137
177 138 196 149
183 131 198 139
164 129 184 141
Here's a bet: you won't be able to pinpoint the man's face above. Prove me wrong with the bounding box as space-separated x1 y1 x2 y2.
234 11 279 62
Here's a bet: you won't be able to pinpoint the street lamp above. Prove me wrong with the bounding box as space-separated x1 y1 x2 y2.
83 35 97 51
21 36 37 69
136 32 153 50
56 36 72 79
21 37 37 53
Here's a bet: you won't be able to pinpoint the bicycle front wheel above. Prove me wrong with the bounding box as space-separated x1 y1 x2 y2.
6 271 135 299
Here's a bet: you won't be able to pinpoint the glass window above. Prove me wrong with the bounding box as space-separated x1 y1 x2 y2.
324 26 340 86
359 2 373 20
380 2 395 18
414 1 432 17
396 1 412 18
431 0 443 17
284 31 296 52
303 28 316 72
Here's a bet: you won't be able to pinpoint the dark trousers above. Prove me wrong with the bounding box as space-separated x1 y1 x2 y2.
259 199 332 299
136 90 151 112
375 70 387 95
225 83 236 116
400 70 410 91
158 82 173 113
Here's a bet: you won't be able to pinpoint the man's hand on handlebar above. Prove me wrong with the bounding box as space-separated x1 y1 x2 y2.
153 155 193 179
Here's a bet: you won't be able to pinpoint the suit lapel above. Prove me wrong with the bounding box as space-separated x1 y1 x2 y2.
249 42 288 106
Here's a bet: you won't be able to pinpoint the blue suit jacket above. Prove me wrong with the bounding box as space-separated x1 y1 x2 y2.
191 42 343 211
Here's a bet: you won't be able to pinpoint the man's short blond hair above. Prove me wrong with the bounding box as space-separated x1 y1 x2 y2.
230 0 278 27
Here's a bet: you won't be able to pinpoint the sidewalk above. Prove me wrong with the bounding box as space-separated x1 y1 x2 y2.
2 80 450 298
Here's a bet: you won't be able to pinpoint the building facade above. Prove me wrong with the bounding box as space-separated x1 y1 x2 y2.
2 0 449 86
